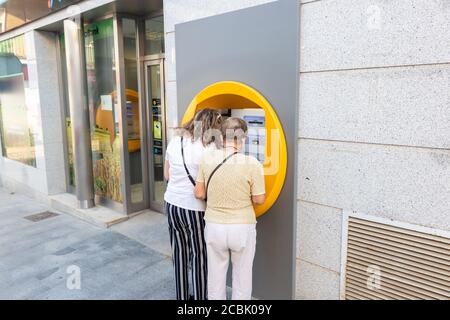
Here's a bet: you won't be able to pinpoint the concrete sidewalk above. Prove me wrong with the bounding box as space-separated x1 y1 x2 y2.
0 188 175 299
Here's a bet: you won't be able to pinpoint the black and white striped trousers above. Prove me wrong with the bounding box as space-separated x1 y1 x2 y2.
165 202 208 300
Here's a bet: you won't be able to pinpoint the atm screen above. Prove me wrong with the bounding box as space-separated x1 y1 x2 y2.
244 115 265 164
230 109 266 164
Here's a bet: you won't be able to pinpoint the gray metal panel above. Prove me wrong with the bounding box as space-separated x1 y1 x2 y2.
175 0 299 299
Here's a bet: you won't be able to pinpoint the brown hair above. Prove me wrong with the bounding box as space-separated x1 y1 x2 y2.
221 117 248 144
179 108 222 146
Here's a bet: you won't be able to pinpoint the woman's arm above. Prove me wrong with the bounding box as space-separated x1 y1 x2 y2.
164 160 170 181
194 182 206 200
251 161 266 205
252 194 266 205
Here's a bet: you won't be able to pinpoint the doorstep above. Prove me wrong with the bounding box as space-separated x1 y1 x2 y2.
49 193 131 228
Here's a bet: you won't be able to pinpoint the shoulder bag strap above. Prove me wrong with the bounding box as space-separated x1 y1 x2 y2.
205 152 238 201
180 136 196 186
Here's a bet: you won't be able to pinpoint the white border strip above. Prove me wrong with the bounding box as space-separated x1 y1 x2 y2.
339 211 350 300
339 210 450 300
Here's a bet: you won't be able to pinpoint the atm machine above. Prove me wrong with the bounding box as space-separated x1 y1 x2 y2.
176 0 299 299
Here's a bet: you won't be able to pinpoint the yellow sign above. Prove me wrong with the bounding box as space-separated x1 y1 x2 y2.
153 120 162 139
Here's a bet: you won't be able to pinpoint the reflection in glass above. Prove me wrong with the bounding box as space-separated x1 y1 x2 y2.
147 64 165 206
123 18 143 203
84 19 123 203
145 16 164 55
59 34 75 186
0 0 81 34
0 34 36 167
0 0 26 33
24 0 51 23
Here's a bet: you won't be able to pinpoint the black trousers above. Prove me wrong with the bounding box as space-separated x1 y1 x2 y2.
166 202 208 300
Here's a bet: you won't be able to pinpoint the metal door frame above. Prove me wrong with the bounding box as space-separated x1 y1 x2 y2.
119 14 167 214
116 14 151 214
143 58 166 213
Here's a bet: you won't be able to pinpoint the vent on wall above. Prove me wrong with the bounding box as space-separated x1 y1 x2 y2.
340 212 450 300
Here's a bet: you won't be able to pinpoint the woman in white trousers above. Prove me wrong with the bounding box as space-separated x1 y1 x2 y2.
195 117 266 300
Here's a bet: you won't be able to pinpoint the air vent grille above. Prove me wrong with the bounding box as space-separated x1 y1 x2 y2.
343 216 450 300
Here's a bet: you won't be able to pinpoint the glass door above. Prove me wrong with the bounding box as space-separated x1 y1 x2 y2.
83 18 124 209
145 60 166 212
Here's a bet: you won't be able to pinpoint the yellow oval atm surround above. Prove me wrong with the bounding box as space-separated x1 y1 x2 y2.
182 81 287 217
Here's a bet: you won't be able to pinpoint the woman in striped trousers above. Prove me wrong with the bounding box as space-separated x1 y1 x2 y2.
166 203 207 299
163 109 222 300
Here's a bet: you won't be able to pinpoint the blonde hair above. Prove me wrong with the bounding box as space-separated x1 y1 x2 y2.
178 108 222 146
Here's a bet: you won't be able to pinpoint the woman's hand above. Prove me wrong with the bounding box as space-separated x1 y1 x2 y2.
194 182 206 200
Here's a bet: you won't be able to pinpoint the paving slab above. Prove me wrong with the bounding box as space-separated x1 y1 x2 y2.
0 188 175 300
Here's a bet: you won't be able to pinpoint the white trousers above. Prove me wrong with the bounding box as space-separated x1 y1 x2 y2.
205 222 256 300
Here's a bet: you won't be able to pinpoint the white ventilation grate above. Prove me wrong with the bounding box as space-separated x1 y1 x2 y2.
341 214 450 300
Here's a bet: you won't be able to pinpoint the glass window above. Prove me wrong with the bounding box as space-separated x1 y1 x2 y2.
145 16 164 55
84 19 123 203
24 0 51 23
59 34 75 187
0 34 36 167
0 0 81 34
123 18 144 204
0 0 26 33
